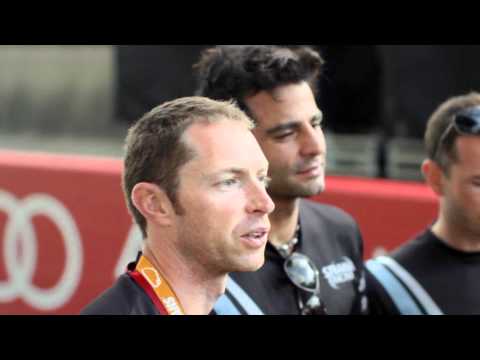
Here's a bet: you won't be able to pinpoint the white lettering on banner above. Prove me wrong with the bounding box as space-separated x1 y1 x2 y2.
321 257 356 290
0 191 83 311
114 224 142 278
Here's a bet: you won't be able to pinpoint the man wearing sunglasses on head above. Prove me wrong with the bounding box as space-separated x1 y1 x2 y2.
195 45 368 315
366 93 480 315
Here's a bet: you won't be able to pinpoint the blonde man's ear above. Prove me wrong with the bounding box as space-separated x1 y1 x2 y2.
131 182 176 228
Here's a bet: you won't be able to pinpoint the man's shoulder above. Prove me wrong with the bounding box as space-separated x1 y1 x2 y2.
80 274 159 315
390 228 432 265
299 199 363 258
300 199 358 228
365 228 439 315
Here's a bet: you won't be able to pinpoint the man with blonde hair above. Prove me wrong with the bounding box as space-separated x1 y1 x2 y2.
82 96 274 315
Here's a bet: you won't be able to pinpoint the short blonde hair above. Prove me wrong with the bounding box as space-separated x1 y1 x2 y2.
123 96 254 238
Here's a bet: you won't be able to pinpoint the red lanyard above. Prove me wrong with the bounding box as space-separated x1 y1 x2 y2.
128 255 185 315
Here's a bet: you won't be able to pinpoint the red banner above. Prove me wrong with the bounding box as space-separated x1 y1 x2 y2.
0 150 438 314
314 175 438 258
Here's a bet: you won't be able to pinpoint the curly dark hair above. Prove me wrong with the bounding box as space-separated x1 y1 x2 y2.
194 45 324 118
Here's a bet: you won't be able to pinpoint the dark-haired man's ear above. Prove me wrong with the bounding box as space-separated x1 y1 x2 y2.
131 182 175 228
421 159 445 196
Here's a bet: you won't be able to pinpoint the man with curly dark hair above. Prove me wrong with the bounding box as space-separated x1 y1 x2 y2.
195 45 368 315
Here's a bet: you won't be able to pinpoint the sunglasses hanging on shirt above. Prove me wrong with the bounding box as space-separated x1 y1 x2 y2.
272 224 328 315
283 252 328 315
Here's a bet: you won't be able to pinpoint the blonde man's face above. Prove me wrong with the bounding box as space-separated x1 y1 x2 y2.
173 119 275 274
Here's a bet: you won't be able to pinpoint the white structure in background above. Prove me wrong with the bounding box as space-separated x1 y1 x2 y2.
0 45 115 136
386 137 424 181
325 133 380 178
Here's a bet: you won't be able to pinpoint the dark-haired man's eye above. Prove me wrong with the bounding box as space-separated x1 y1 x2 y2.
274 132 294 140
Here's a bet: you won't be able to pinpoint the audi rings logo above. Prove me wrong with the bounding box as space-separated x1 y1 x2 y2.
0 191 83 311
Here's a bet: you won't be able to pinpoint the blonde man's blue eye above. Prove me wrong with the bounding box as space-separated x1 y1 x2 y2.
223 179 237 186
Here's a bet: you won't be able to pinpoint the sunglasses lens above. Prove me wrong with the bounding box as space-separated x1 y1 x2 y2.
455 107 480 134
455 115 478 133
284 252 328 315
284 253 318 291
302 295 327 315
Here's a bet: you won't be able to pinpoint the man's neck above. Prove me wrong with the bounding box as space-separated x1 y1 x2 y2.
431 216 480 252
268 197 300 247
142 243 226 315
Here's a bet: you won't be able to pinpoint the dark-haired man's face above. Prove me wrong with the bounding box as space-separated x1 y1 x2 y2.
245 81 326 200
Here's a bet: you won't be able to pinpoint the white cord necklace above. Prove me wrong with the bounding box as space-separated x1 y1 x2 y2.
271 224 300 258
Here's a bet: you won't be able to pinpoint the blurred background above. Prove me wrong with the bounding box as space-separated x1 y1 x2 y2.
2 45 480 181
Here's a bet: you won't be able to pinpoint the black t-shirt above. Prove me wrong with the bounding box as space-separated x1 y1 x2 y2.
81 256 162 315
216 200 368 315
367 228 480 315
80 273 162 315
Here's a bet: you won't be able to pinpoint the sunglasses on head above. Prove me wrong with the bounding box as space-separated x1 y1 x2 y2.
283 252 328 315
433 105 480 160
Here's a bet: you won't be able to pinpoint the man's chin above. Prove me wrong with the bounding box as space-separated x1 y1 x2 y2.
300 184 325 197
297 176 325 195
271 181 325 198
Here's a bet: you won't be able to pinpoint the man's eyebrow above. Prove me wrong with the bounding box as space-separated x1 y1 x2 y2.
203 167 268 179
216 168 244 175
202 168 245 179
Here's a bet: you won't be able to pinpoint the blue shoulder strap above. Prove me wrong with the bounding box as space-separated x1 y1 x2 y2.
214 292 242 315
366 258 423 315
374 256 443 315
213 276 264 315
